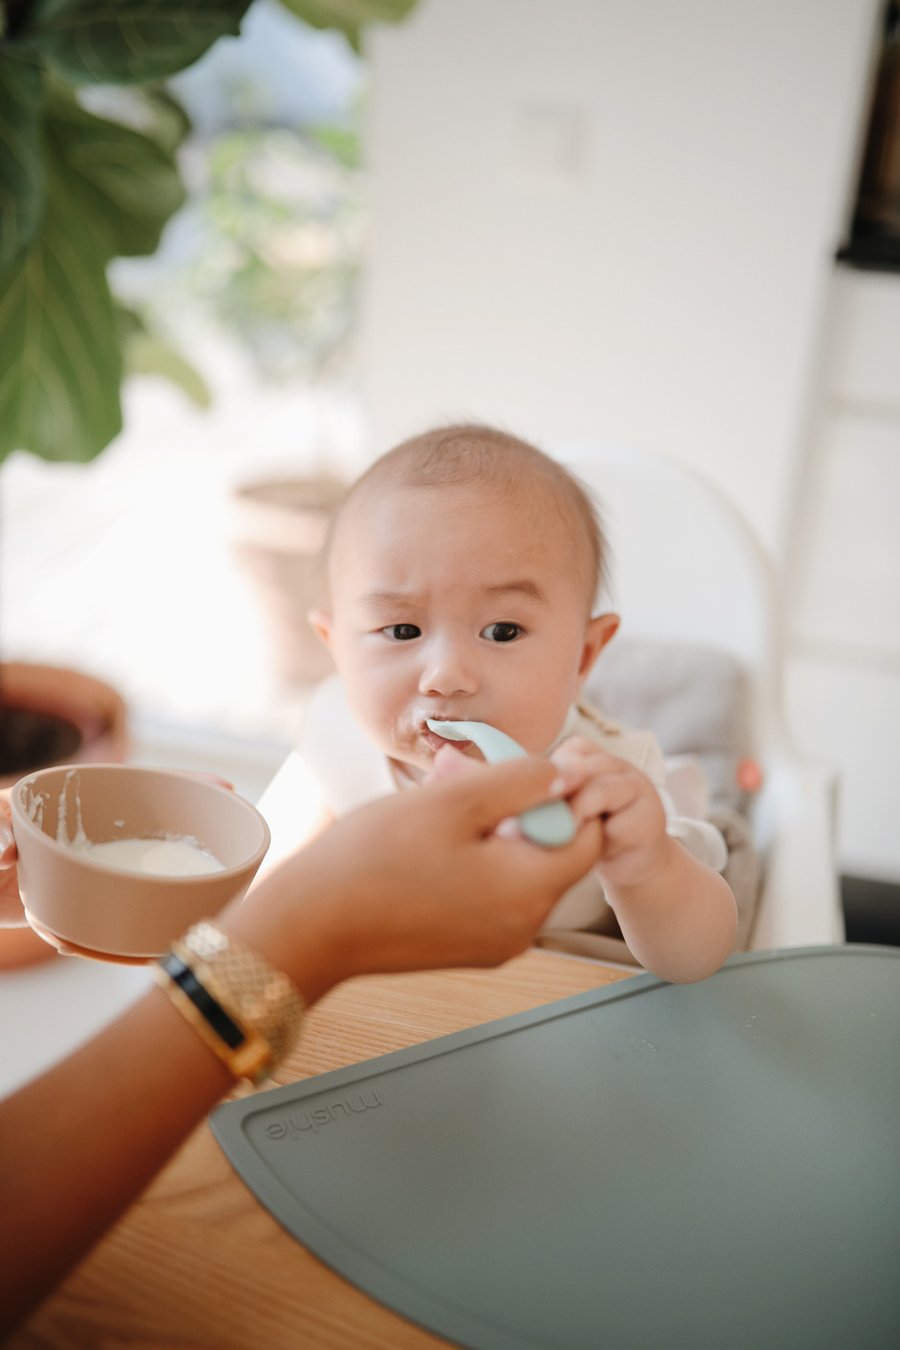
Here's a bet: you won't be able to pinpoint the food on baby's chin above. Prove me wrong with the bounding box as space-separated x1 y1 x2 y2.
65 835 225 877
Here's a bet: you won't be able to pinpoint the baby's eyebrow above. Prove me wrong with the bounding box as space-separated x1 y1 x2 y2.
358 581 545 608
358 590 422 609
481 579 546 602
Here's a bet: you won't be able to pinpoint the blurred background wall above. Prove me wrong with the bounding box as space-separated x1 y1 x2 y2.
3 0 898 892
358 0 900 886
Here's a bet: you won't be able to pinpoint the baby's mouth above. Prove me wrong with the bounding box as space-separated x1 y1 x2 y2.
419 718 475 753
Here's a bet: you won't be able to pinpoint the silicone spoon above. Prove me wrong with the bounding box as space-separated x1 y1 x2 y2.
426 719 576 847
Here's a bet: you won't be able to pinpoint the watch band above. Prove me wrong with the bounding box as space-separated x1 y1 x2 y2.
155 921 304 1083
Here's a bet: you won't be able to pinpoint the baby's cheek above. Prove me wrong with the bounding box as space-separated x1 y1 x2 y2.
504 697 567 753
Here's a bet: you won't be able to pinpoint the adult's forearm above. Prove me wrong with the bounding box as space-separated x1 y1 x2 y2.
0 986 234 1333
0 756 601 1332
0 881 353 1336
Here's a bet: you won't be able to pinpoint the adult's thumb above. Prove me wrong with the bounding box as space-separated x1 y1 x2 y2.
438 754 563 833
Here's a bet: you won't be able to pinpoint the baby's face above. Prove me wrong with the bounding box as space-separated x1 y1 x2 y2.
314 482 615 781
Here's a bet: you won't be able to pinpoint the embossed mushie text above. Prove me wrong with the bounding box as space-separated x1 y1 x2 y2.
264 1091 384 1139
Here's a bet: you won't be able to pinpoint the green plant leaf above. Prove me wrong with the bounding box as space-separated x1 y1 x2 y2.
124 330 212 409
115 301 145 340
132 86 192 155
276 0 417 52
76 83 192 155
45 84 186 257
310 120 360 168
0 74 196 462
117 301 211 408
24 0 253 84
0 44 46 269
0 114 123 463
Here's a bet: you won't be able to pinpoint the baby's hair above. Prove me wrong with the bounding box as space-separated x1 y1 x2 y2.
333 423 607 609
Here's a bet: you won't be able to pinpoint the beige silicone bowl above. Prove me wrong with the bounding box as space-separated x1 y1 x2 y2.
10 764 271 962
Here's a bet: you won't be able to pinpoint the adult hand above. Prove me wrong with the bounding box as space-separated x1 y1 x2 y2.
0 750 600 1334
225 750 602 1003
0 792 24 928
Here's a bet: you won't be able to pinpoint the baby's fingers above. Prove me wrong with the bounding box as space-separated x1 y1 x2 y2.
549 743 618 792
566 771 641 824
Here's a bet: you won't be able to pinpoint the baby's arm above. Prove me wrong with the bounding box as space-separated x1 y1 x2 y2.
552 738 737 983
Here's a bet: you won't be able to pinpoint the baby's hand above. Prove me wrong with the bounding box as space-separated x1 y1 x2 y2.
551 736 669 891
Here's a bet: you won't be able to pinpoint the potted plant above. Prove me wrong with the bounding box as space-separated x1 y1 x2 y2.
0 0 416 960
229 473 347 684
0 0 416 766
143 109 368 686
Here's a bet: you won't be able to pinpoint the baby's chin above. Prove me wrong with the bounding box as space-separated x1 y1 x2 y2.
387 736 481 784
378 732 429 778
386 753 429 785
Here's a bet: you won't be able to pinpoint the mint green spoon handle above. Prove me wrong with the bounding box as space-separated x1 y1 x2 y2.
426 719 576 848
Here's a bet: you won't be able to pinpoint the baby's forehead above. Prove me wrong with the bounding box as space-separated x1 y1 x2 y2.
329 472 596 600
335 472 560 547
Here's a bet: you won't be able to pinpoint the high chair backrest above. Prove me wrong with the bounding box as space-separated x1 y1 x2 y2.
551 439 843 951
553 440 783 753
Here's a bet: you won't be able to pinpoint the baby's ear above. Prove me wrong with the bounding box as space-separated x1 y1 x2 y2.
577 612 619 682
307 608 334 650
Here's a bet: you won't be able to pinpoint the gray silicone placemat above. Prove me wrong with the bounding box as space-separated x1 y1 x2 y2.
212 947 900 1350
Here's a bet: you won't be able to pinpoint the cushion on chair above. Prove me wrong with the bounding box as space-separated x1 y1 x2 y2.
585 637 754 814
708 806 761 950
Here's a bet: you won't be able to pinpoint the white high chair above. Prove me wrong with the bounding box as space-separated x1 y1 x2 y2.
554 439 843 950
255 438 843 954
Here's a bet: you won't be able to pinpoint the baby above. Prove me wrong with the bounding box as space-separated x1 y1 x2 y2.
275 423 737 983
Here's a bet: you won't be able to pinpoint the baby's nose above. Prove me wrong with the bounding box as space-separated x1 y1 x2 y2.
418 639 478 697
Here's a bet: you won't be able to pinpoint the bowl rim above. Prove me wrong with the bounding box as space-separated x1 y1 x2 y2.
10 763 271 883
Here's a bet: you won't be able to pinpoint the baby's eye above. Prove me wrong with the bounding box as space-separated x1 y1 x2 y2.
481 622 523 643
382 624 422 641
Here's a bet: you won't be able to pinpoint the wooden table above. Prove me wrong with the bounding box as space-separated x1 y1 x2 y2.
16 949 628 1349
